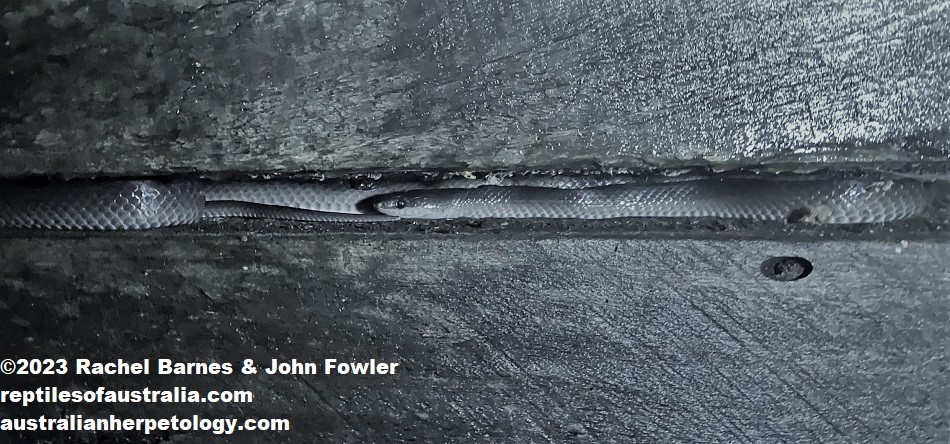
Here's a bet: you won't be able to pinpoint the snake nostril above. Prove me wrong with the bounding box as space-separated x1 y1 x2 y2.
761 256 812 281
395 200 406 209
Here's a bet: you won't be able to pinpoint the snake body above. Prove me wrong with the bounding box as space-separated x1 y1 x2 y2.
0 175 941 230
0 180 403 230
0 181 206 230
373 177 940 224
199 175 641 214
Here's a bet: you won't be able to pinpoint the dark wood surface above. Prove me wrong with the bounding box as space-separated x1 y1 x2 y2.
1 232 947 442
2 0 948 441
2 0 949 176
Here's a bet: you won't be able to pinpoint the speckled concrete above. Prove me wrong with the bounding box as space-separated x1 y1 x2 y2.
1 234 947 442
2 0 950 176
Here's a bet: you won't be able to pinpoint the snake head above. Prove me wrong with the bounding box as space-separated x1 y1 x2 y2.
373 191 459 218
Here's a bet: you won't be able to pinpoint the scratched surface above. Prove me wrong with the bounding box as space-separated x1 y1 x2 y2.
2 0 950 176
1 234 946 442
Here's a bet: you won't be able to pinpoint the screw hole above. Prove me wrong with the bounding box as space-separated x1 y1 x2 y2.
761 256 812 281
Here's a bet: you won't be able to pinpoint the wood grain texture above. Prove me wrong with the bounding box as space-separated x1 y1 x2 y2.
1 234 946 442
2 0 949 175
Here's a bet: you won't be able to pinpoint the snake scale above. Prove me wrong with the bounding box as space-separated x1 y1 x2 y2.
0 175 942 230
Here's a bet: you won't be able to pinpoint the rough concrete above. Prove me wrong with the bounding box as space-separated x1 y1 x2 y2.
0 232 947 442
3 0 950 176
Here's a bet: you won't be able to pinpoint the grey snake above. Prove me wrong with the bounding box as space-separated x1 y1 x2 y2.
0 175 942 230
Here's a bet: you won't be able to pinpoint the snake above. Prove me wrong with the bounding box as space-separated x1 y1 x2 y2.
0 175 644 230
0 180 397 230
373 177 943 224
0 175 942 230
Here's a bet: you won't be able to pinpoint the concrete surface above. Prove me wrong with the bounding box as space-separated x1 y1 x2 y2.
0 232 947 442
2 0 950 176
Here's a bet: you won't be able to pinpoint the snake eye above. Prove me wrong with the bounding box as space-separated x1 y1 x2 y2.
395 199 406 209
